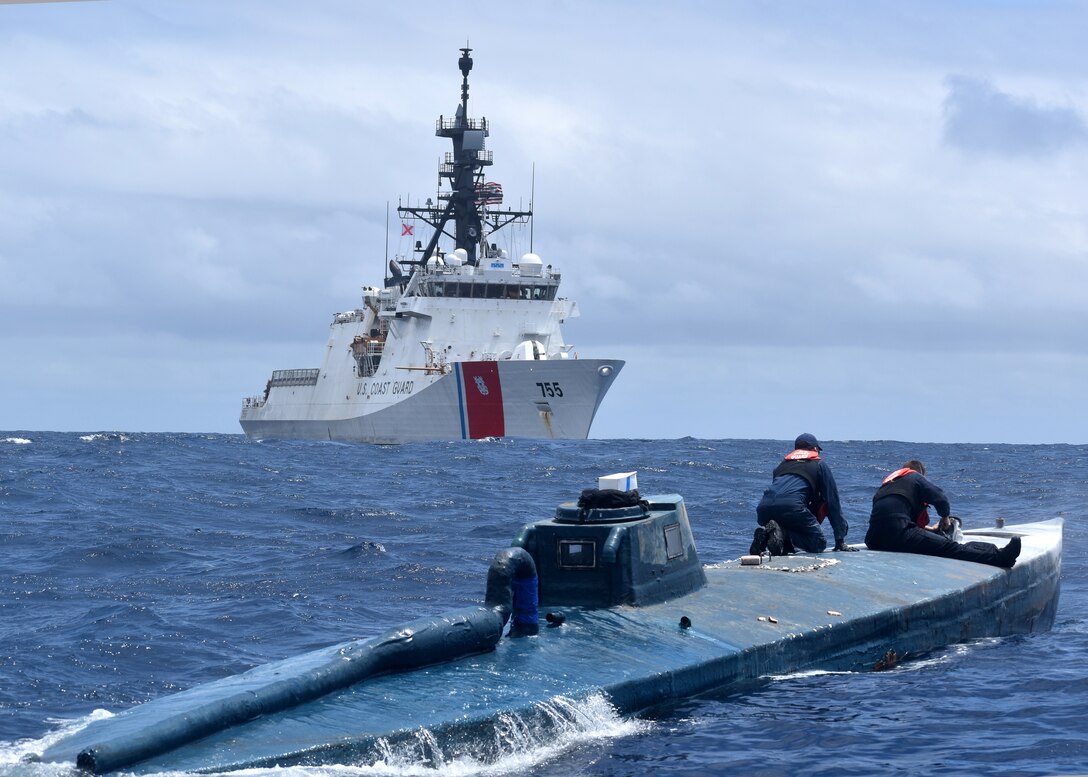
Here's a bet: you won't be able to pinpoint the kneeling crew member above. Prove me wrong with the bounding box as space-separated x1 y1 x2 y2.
865 459 1021 568
752 433 852 555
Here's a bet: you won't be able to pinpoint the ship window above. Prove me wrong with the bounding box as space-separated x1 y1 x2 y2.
459 283 474 298
558 539 597 569
664 523 684 560
473 283 487 299
486 283 503 299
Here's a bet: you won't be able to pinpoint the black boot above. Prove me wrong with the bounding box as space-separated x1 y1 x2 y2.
749 526 768 556
765 520 786 557
996 536 1021 569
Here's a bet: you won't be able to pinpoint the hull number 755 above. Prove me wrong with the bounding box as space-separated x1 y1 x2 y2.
535 381 564 398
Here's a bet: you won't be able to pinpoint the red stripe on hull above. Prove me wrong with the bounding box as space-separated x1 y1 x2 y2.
461 362 505 438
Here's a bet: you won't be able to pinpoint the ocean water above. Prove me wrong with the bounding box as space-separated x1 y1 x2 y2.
1 433 1085 777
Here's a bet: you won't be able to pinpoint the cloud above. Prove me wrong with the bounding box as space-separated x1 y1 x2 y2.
942 75 1088 157
2 1 1088 442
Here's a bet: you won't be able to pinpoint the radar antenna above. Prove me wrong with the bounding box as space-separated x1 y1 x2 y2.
394 48 532 283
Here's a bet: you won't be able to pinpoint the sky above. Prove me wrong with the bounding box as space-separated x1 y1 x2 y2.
1 1 1086 444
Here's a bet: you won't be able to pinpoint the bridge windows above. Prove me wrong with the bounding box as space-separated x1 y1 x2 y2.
422 281 557 300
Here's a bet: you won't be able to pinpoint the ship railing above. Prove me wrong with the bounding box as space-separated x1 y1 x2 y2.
269 368 320 387
418 263 562 280
442 150 492 165
436 117 488 132
332 310 364 325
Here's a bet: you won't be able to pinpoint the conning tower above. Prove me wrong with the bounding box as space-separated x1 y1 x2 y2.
513 494 707 608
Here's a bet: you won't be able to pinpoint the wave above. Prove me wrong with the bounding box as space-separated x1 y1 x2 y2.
0 710 113 776
3 695 645 777
328 694 647 777
2 437 31 445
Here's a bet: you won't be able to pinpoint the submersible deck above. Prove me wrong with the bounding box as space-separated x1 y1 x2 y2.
38 495 1061 774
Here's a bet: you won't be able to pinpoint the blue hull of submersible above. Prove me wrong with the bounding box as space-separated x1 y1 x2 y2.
38 496 1061 774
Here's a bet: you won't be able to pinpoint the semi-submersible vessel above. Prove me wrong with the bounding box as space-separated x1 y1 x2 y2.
36 476 1062 774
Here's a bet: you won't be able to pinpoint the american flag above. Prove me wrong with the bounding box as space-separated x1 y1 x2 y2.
474 181 503 205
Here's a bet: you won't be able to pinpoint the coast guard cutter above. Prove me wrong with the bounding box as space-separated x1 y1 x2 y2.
239 48 622 443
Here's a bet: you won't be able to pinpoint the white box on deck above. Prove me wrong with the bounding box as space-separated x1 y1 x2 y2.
598 472 637 491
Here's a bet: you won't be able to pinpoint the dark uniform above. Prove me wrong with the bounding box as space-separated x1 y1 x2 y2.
756 437 848 553
866 468 1019 568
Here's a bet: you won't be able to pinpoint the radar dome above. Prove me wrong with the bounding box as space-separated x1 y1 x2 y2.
519 252 543 277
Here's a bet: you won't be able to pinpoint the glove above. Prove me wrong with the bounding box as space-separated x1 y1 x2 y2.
833 540 859 552
937 515 961 539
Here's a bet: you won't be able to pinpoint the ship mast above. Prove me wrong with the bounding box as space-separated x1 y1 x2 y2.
396 47 531 277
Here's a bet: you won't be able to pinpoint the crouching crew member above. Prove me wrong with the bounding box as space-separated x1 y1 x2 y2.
751 433 853 556
865 459 1021 568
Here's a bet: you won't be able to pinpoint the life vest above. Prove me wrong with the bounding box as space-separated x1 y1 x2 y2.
772 450 829 522
878 468 930 527
882 467 916 485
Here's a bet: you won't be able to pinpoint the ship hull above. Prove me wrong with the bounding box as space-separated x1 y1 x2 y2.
239 358 623 443
40 518 1061 774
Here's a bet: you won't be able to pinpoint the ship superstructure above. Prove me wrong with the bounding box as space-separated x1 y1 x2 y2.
239 48 622 442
